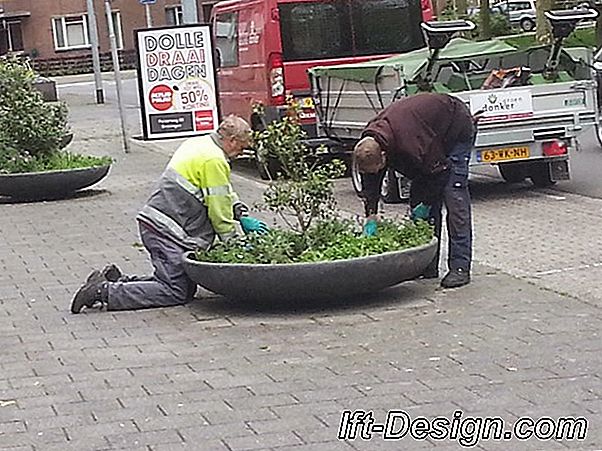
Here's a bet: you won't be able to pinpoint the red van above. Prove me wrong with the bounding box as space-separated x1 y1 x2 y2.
212 0 427 136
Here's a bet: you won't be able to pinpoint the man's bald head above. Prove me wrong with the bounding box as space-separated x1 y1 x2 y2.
353 136 386 174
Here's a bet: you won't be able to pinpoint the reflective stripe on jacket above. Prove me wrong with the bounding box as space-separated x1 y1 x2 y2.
137 133 241 250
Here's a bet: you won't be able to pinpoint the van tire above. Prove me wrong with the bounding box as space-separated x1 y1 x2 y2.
596 123 602 148
255 153 282 180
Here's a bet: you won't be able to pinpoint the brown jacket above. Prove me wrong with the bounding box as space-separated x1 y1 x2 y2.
362 93 475 178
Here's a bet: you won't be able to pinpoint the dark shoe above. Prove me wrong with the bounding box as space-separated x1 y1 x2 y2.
71 271 107 314
86 264 122 283
441 268 470 289
101 264 122 282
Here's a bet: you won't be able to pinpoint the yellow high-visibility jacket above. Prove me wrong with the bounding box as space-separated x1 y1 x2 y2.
137 133 246 250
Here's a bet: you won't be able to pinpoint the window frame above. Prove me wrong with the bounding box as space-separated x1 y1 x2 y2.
166 5 184 26
51 14 91 51
1 19 24 52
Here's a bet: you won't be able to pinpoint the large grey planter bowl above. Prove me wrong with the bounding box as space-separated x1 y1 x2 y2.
0 164 111 201
183 238 438 302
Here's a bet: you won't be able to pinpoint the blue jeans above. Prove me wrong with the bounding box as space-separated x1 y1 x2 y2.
410 140 473 273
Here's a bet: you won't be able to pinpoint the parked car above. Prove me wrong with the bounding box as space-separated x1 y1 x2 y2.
492 0 536 31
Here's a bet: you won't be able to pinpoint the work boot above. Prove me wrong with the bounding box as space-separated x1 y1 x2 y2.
86 264 122 283
101 264 122 282
71 271 108 314
441 268 470 289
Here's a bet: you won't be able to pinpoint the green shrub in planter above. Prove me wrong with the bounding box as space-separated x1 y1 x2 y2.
0 57 110 174
194 103 434 264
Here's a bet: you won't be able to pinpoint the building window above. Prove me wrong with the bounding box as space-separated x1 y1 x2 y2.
110 11 124 50
1 20 24 52
52 15 90 50
166 6 183 26
215 12 238 67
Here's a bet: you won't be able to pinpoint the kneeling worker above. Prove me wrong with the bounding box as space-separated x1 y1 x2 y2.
71 115 268 313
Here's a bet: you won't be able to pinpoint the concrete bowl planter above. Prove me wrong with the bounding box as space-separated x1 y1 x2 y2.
183 238 438 302
0 164 111 201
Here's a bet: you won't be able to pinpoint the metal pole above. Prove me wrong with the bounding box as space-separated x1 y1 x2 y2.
181 0 198 24
104 0 129 153
86 0 104 104
145 4 153 28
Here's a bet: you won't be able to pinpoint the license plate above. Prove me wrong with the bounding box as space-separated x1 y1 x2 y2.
478 146 530 162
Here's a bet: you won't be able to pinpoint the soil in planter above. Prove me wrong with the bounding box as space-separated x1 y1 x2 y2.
195 219 434 264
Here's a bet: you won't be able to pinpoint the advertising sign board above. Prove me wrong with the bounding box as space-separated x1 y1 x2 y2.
135 25 219 140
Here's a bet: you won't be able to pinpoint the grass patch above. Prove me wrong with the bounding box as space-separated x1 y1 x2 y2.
503 26 595 49
195 219 434 264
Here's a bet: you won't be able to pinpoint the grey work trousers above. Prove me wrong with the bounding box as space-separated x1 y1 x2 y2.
107 223 197 311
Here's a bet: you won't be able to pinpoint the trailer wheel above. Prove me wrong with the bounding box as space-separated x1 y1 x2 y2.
498 162 527 183
530 162 556 188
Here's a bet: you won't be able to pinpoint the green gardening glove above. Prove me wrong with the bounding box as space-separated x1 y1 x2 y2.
240 216 269 234
363 219 378 237
410 203 431 222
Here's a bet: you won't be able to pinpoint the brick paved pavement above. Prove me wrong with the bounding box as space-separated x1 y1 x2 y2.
0 92 601 450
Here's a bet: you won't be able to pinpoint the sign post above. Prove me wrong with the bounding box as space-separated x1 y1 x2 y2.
86 0 104 104
134 25 219 140
105 0 130 152
139 0 155 28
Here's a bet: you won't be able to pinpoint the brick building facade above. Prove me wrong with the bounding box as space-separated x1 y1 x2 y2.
0 0 217 72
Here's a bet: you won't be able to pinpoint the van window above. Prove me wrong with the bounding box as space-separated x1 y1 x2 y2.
215 12 239 67
279 2 352 61
279 0 423 62
351 0 421 56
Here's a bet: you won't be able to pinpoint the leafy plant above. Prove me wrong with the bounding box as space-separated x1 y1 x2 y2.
253 100 345 233
0 149 112 175
0 57 69 160
197 219 433 264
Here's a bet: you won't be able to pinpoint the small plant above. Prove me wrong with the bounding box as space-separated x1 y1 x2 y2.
0 57 68 158
0 57 110 174
197 219 433 264
253 99 346 233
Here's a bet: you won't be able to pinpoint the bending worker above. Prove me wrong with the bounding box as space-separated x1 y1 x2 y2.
71 115 268 313
353 93 477 289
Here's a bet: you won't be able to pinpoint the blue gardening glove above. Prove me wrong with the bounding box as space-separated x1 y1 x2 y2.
240 216 269 235
363 219 378 237
410 203 431 222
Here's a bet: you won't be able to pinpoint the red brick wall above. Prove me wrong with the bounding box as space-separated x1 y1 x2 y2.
1 0 215 60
